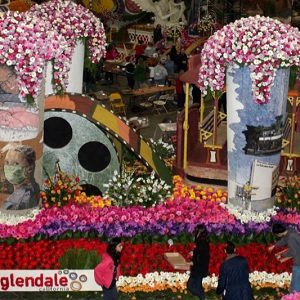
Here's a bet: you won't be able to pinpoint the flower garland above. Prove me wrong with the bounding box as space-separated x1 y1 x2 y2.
28 0 106 93
198 15 300 104
0 11 71 103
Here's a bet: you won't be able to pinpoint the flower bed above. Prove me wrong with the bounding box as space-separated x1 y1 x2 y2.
2 199 293 241
0 239 292 275
0 175 299 297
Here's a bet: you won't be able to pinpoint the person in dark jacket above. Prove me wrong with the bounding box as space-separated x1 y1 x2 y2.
187 224 210 300
268 223 300 292
153 24 164 44
177 48 188 72
124 57 135 89
218 92 227 114
216 242 253 300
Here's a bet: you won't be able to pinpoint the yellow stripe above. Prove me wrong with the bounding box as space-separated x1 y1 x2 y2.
140 140 157 172
92 105 120 133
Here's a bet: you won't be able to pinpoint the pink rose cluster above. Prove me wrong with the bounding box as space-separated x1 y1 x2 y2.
198 15 300 104
28 0 106 93
0 12 70 102
29 0 106 63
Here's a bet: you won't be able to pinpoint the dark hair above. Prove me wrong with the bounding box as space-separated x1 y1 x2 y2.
194 224 208 244
106 237 122 264
272 223 286 235
225 242 235 254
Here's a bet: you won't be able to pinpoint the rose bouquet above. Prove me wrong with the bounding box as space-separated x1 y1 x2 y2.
198 15 300 104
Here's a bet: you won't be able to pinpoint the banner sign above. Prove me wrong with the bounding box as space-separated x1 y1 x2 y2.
0 270 101 292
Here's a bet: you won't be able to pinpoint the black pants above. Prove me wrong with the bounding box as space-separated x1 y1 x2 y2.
187 274 205 299
105 72 113 82
127 74 135 89
103 281 118 300
177 93 185 108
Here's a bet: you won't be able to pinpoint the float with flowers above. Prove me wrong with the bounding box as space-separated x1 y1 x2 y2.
0 3 299 300
0 173 300 298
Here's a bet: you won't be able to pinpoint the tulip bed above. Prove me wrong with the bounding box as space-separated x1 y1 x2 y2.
0 176 299 299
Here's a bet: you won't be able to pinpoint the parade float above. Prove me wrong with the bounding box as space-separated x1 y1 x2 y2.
0 1 299 299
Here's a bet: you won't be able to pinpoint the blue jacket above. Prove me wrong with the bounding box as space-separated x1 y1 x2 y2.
216 255 253 300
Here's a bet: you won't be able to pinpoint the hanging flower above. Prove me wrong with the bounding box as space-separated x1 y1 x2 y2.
28 0 106 93
0 11 70 104
28 0 106 63
198 15 300 104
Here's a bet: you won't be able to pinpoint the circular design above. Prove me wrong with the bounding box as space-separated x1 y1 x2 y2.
44 108 120 194
80 184 102 196
79 274 88 283
78 142 111 172
44 117 73 149
63 269 69 274
58 270 62 275
69 272 78 280
70 280 82 291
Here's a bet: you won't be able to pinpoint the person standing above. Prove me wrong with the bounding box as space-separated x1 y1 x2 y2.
153 24 164 44
187 224 210 300
268 223 300 292
94 238 124 300
177 48 188 72
134 58 149 88
124 57 135 90
216 242 253 300
153 60 168 85
175 71 185 109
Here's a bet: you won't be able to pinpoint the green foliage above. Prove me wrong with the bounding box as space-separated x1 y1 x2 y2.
26 95 35 105
204 87 223 102
289 66 298 89
84 40 103 81
58 248 101 270
149 138 175 160
122 146 138 165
